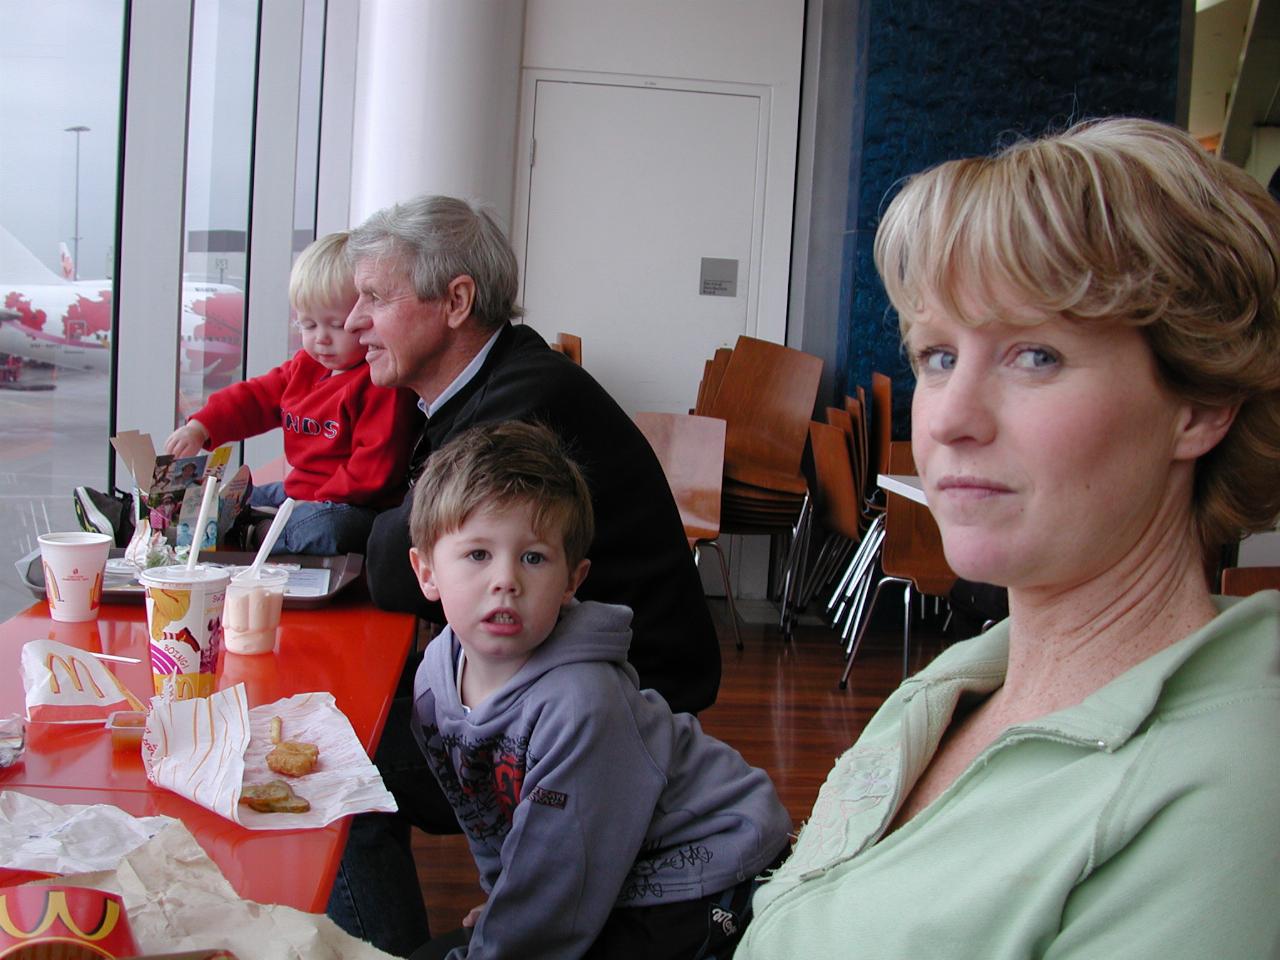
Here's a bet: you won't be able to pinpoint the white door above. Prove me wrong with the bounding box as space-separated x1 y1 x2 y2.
518 78 765 415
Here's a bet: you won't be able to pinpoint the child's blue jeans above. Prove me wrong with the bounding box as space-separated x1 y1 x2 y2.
248 481 377 555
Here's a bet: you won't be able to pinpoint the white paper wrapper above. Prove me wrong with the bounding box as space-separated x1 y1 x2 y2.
142 684 397 829
9 795 395 959
21 638 148 723
0 791 175 874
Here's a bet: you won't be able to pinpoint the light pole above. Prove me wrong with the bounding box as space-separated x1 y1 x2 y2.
64 125 90 280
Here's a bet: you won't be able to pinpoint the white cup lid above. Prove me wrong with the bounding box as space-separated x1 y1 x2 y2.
230 565 291 587
139 564 232 587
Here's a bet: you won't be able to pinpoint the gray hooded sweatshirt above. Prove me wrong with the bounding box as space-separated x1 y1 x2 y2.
412 600 792 959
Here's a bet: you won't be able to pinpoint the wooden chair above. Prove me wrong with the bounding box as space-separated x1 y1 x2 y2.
839 466 955 688
549 332 583 365
695 346 734 416
801 421 864 610
634 412 742 649
1220 566 1280 596
711 336 822 491
871 371 893 477
709 336 823 640
796 411 864 605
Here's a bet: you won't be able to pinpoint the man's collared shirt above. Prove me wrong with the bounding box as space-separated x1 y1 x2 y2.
419 327 503 419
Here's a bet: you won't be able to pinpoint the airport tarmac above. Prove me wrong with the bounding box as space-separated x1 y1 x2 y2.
0 366 112 620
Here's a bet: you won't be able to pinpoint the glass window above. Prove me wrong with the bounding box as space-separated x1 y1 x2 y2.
288 0 326 356
178 0 259 424
0 0 125 619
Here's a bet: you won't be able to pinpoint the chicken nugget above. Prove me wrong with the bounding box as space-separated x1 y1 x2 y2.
239 779 310 813
266 739 319 777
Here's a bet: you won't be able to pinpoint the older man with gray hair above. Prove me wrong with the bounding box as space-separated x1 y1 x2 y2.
329 194 721 956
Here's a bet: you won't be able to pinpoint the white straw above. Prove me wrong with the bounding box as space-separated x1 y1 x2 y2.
186 476 220 570
246 497 295 578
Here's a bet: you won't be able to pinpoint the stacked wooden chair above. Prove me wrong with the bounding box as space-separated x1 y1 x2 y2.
686 336 823 641
807 373 957 686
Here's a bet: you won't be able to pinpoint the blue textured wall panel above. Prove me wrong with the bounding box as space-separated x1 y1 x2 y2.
837 0 1183 435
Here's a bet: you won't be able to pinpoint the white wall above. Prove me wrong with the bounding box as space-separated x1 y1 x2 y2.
521 0 805 345
1246 126 1280 189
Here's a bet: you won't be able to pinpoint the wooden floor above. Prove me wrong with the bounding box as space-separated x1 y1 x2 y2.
412 597 951 935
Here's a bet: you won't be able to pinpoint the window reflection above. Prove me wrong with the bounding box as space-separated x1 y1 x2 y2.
0 0 125 619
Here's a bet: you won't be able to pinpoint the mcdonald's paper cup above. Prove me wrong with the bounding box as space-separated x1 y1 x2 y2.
37 532 112 623
139 564 230 700
0 885 139 958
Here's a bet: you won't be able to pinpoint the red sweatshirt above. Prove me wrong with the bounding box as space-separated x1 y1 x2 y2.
191 350 420 508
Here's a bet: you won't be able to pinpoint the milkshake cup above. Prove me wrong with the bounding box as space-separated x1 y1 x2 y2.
38 532 112 622
223 566 288 655
139 564 230 699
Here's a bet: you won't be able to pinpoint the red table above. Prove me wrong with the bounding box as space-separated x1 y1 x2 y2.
0 593 415 912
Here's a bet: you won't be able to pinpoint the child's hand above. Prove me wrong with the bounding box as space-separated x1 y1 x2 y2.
164 421 209 457
461 903 487 928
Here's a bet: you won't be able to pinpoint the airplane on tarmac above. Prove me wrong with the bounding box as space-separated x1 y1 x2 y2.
0 223 244 383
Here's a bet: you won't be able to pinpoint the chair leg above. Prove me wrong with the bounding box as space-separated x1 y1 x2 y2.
798 534 836 609
836 524 885 647
839 575 910 690
901 581 913 680
697 539 743 651
778 495 812 643
827 515 883 623
805 536 854 611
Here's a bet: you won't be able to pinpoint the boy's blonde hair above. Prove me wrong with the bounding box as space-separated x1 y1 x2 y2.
289 231 356 314
410 420 595 569
874 116 1280 550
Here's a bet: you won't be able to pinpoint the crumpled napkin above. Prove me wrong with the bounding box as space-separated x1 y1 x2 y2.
142 684 397 829
8 795 395 959
0 791 174 874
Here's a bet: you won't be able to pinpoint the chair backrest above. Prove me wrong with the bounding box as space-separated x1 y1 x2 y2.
696 346 733 415
1220 566 1280 596
825 406 866 509
845 392 872 500
886 439 916 476
808 421 862 541
551 332 582 365
881 490 955 597
634 412 726 546
710 335 822 484
871 371 893 476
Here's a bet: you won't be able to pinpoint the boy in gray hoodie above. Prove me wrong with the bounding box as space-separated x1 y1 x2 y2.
406 420 791 960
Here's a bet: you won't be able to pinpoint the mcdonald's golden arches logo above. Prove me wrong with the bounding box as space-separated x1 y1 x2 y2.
0 886 136 958
44 653 106 700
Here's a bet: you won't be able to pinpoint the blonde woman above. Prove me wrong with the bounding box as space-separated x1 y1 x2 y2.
739 118 1280 958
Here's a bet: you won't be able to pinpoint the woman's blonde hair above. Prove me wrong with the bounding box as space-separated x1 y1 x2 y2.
874 117 1280 549
289 231 355 314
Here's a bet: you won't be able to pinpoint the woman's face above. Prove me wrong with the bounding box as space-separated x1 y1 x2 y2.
906 302 1207 592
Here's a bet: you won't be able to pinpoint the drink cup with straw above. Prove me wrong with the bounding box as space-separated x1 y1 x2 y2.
139 477 229 698
224 498 295 655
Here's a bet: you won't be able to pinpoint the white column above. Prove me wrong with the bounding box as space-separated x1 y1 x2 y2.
350 0 526 229
115 0 193 465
